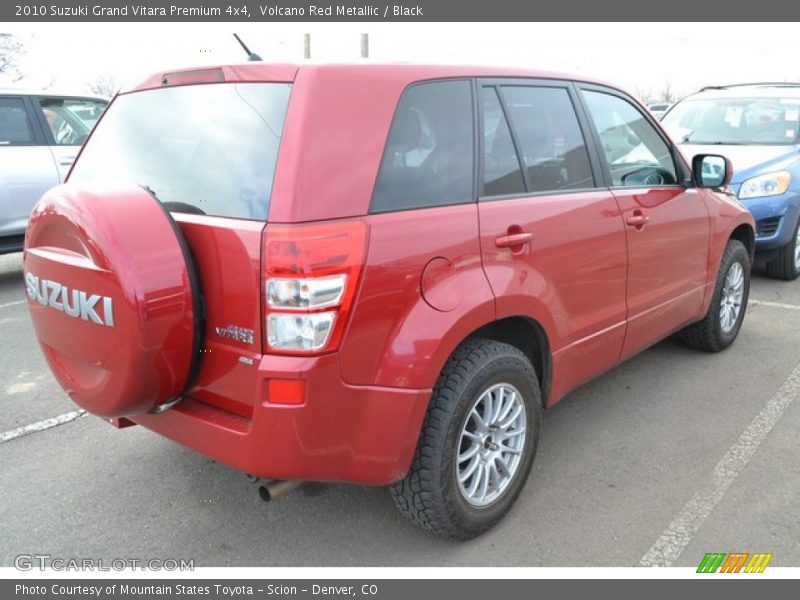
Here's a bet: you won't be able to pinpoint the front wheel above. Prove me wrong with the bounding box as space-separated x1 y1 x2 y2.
680 239 751 352
390 338 541 539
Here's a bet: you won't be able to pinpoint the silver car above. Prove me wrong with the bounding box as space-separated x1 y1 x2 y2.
0 90 107 254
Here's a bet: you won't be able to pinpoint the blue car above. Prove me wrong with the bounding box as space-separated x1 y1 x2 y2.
663 83 800 279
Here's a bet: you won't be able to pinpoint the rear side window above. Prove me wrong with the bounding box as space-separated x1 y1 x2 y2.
0 97 34 145
371 80 474 213
501 86 595 192
69 83 291 220
38 97 108 146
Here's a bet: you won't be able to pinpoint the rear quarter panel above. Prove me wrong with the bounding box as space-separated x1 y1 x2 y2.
339 204 495 388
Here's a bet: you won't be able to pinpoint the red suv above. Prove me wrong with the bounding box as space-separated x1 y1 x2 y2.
24 64 755 539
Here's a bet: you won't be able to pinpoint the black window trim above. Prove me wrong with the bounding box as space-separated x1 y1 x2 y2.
31 94 109 147
476 77 605 202
368 76 479 215
0 95 49 146
492 85 531 194
574 82 694 190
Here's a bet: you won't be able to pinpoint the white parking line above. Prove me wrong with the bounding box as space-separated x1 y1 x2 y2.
639 360 800 567
0 410 87 444
0 299 25 310
749 299 800 311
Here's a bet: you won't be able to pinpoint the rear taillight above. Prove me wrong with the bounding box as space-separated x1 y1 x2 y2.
263 220 367 355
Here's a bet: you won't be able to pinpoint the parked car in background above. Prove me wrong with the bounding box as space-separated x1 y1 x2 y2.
24 64 754 539
647 102 671 120
663 83 800 279
0 90 107 254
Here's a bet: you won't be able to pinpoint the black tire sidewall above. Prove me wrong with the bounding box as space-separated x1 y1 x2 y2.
786 217 800 279
713 242 751 348
440 354 541 537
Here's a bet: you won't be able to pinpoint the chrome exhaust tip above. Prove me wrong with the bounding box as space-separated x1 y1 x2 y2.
258 480 303 502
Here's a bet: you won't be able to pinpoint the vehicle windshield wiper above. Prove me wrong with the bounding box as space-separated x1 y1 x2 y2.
139 183 159 198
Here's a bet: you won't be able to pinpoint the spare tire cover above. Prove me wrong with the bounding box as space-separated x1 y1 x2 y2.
24 184 201 418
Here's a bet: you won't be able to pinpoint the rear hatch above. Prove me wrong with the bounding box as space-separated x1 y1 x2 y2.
51 76 293 418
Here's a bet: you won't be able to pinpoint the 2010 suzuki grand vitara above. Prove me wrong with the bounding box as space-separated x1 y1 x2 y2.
23 63 755 539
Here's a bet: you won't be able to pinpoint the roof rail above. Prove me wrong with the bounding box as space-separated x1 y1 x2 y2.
699 82 800 92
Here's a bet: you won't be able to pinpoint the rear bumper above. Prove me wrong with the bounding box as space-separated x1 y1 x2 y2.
129 353 431 485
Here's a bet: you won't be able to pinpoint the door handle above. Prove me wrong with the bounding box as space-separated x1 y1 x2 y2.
495 232 533 249
58 156 76 166
626 213 650 228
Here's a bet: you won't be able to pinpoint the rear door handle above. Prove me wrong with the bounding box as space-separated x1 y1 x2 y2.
626 214 650 228
59 156 76 166
495 232 533 248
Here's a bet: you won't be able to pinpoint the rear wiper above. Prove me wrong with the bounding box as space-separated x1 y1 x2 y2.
139 184 159 198
138 184 207 215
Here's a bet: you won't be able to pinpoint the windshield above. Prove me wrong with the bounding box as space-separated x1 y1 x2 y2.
663 96 800 145
69 82 291 220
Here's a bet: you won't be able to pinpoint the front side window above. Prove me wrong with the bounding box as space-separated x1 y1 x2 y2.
69 83 291 220
582 90 678 187
662 95 800 145
502 86 595 192
371 80 474 213
38 97 108 146
0 97 34 145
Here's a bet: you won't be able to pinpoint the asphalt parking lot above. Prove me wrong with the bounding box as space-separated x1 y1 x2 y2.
1 250 798 568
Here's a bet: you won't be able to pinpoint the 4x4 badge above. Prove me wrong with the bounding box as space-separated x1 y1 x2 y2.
215 325 254 345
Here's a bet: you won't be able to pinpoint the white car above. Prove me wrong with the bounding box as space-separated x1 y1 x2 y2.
647 102 671 120
0 89 107 254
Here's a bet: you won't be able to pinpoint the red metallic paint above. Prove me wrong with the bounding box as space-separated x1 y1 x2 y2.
24 185 197 417
613 187 711 360
339 204 495 389
130 353 431 485
478 191 628 404
25 63 756 486
170 213 265 418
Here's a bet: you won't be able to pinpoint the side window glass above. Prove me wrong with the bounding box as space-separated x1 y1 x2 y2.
582 90 678 187
502 86 595 192
38 97 108 146
371 80 474 213
481 87 525 197
0 98 34 145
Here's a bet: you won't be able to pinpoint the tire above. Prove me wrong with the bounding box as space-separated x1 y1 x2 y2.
680 240 750 352
390 338 542 539
765 217 800 280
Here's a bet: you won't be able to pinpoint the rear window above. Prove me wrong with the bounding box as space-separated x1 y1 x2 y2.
69 83 291 220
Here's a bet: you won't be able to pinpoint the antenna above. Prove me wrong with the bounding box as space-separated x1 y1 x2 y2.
233 33 262 61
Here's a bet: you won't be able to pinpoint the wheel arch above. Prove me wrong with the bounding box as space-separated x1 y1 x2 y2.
730 223 756 264
461 316 552 408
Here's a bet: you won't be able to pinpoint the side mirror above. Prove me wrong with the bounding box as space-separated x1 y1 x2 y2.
693 154 733 188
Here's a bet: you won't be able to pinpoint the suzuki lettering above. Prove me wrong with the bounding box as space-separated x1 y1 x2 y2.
24 272 115 327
